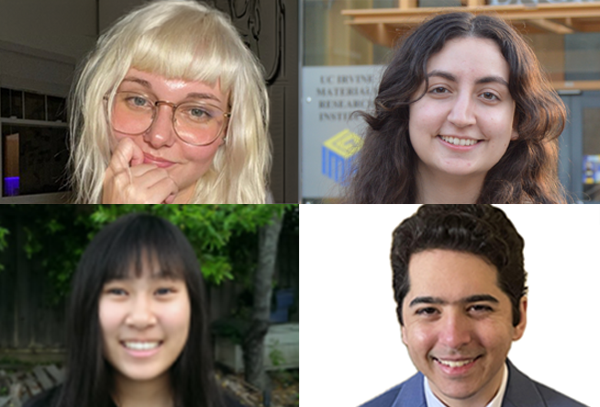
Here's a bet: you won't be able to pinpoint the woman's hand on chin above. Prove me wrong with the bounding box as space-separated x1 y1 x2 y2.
102 138 178 204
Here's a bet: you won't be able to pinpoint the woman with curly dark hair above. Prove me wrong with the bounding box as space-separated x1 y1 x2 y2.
343 12 567 204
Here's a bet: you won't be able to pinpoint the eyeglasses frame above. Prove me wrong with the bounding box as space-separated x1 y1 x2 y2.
105 92 232 147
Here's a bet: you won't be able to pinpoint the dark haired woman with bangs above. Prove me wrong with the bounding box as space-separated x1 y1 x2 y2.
343 12 568 204
25 213 241 407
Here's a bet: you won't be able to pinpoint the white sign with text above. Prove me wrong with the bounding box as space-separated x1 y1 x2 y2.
301 65 384 200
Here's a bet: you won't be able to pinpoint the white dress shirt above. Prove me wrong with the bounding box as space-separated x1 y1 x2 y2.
423 362 509 407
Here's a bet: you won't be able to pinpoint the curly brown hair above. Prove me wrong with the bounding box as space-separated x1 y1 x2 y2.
343 12 567 204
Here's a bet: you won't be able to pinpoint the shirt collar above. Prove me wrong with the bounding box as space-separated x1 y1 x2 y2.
423 362 509 407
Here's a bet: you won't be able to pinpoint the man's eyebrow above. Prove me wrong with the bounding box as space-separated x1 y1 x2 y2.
464 294 500 304
409 296 446 307
426 70 509 88
409 294 500 307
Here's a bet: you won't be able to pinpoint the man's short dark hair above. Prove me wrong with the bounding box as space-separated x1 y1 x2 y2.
391 205 528 327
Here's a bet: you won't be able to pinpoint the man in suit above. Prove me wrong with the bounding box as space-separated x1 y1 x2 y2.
362 205 587 407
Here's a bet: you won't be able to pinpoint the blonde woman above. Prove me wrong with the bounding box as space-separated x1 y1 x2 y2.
69 0 270 203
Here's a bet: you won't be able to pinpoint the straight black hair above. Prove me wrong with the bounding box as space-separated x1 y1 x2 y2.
56 212 223 407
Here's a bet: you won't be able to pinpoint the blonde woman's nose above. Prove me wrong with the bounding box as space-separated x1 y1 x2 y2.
143 103 177 149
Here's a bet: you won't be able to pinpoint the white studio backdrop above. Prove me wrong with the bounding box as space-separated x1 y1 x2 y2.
300 205 598 407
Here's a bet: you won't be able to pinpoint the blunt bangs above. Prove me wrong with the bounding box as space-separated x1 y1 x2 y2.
64 211 219 407
70 0 270 204
94 214 192 283
127 6 239 96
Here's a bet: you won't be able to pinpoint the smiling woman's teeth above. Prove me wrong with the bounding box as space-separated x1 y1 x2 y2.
440 136 477 146
124 342 160 350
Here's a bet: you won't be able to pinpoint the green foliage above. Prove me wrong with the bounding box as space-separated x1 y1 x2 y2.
268 345 297 390
0 226 9 249
200 254 233 285
211 318 248 345
0 204 297 304
0 355 37 368
268 341 286 368
0 226 9 271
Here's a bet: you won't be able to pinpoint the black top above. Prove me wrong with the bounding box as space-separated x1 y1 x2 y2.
23 385 246 407
23 387 65 407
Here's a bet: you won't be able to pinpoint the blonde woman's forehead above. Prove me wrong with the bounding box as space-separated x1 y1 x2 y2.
124 67 220 89
120 67 228 104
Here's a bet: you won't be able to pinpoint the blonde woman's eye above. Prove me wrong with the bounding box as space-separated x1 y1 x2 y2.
180 105 216 123
125 95 151 108
190 107 210 117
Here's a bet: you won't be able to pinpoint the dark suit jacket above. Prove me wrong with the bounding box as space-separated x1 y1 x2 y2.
360 359 589 407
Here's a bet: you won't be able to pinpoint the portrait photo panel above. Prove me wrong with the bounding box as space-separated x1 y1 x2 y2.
301 204 597 407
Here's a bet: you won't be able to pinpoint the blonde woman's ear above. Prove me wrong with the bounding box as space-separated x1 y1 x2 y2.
511 129 519 140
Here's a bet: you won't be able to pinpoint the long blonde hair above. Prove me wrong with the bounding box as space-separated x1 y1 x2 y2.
69 0 270 203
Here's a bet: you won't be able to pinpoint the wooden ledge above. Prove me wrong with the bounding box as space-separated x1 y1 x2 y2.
342 3 600 46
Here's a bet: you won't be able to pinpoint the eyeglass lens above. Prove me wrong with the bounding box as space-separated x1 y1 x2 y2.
111 92 227 145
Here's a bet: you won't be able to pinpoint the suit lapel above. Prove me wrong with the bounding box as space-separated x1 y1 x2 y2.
386 360 549 407
391 372 427 407
502 359 547 407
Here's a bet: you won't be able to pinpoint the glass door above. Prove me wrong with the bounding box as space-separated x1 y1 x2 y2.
581 107 600 201
561 91 600 203
561 91 600 204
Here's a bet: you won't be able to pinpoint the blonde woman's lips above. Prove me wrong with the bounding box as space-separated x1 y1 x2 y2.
143 153 176 168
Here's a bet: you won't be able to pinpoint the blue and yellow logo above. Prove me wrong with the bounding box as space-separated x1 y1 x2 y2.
322 130 363 184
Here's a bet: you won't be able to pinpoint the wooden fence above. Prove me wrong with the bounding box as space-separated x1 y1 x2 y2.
0 211 67 351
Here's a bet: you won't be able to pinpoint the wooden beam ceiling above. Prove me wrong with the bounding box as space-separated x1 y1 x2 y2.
342 3 600 47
